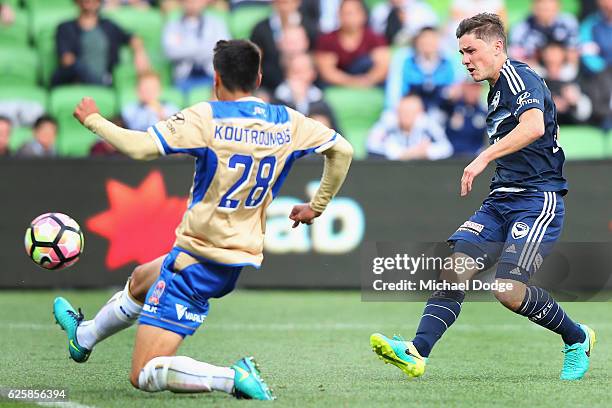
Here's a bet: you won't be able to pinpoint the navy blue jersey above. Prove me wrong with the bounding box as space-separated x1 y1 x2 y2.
486 59 567 194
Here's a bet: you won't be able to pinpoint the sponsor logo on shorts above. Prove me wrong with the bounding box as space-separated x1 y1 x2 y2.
175 304 206 323
457 221 484 235
511 222 530 239
143 304 158 314
148 280 166 306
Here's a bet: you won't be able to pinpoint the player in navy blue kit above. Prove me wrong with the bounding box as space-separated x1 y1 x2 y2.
370 13 595 381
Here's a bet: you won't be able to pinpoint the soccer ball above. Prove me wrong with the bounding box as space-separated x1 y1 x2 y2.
24 213 84 270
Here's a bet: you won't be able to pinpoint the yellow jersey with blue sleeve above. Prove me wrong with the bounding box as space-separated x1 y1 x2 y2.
147 96 338 268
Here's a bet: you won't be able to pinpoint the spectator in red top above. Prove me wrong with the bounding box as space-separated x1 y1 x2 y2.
315 0 389 87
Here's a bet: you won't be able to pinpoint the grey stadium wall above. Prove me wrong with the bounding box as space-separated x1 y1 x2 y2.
0 158 610 289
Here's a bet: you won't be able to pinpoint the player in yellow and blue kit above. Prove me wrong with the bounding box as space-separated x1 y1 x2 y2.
371 13 595 381
52 40 353 400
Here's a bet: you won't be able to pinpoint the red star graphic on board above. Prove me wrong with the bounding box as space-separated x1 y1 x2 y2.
87 170 188 270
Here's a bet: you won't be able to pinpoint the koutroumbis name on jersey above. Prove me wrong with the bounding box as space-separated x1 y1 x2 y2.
214 124 292 147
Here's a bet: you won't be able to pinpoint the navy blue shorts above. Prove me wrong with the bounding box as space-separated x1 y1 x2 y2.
139 248 242 337
448 191 564 283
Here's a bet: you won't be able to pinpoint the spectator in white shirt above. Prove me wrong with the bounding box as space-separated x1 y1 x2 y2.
367 94 452 160
162 0 230 93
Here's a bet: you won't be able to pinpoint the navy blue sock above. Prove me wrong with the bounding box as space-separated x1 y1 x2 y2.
516 286 585 345
412 290 464 357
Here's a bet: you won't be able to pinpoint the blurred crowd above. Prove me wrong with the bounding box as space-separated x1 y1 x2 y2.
0 0 611 160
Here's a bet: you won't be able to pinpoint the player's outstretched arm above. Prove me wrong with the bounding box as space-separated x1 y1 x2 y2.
74 97 160 160
290 136 353 227
461 108 545 196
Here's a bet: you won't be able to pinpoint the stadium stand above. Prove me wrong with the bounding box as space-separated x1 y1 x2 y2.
228 4 270 39
0 0 608 159
0 46 38 87
324 86 385 159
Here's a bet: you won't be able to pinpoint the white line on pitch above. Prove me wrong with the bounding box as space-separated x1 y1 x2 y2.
37 402 96 408
6 322 612 331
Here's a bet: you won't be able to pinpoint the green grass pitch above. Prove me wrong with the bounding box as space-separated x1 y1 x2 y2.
0 290 610 407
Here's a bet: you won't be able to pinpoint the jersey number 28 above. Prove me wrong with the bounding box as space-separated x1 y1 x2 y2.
218 154 277 211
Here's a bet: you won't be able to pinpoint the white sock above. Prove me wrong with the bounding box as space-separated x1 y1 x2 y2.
138 356 235 394
76 280 143 350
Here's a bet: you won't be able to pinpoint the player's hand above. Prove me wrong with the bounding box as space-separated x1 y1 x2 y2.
74 97 100 125
289 204 320 228
461 154 489 197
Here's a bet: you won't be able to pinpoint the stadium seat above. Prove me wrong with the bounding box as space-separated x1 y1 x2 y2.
0 9 29 47
228 5 271 39
9 127 34 153
0 85 48 110
187 86 213 106
3 0 20 8
559 125 606 160
24 0 75 12
103 7 163 57
507 0 532 29
29 4 77 39
363 0 386 10
0 46 38 87
561 0 579 15
50 86 118 157
118 86 185 112
425 0 452 22
324 87 385 159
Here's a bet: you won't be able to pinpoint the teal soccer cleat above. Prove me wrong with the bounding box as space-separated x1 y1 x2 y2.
370 333 428 378
232 357 275 400
53 297 91 363
560 324 596 380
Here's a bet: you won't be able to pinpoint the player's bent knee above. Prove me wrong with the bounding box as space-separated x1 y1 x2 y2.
129 265 148 299
132 356 171 392
493 280 525 311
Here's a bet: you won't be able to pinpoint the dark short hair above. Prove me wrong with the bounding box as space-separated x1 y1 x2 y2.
0 115 11 125
213 40 261 93
34 115 57 129
456 13 506 51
